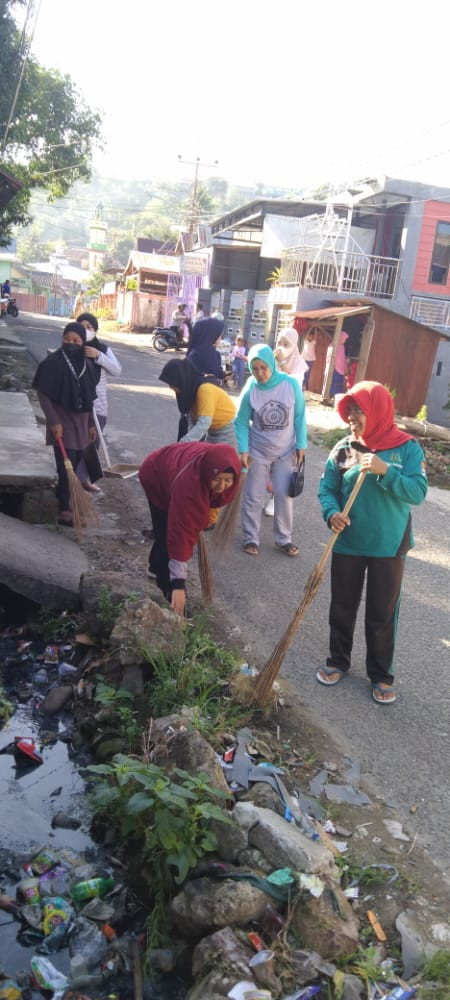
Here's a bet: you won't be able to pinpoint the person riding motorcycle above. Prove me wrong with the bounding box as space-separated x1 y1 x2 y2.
170 304 191 344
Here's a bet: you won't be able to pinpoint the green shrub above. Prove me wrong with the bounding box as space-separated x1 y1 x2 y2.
85 754 231 945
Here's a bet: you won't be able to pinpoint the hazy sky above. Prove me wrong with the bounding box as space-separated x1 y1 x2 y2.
31 0 450 193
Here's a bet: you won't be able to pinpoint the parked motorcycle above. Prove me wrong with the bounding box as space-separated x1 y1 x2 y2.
151 326 188 352
7 297 19 317
0 296 19 318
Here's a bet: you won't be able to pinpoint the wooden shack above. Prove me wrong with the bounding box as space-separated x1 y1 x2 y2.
295 303 444 417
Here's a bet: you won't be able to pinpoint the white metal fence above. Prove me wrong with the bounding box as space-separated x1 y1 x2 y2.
280 246 400 299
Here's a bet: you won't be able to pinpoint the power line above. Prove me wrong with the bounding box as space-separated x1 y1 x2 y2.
1 0 43 155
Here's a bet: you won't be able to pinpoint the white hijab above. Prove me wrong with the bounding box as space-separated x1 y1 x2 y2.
274 328 309 383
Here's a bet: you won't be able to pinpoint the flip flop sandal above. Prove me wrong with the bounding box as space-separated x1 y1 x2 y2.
275 543 299 557
372 683 396 704
316 665 346 686
243 543 259 556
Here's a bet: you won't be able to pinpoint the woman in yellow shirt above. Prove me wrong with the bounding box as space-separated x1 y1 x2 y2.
159 359 236 448
160 359 237 527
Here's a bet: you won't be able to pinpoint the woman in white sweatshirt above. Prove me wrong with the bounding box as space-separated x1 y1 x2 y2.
76 311 122 492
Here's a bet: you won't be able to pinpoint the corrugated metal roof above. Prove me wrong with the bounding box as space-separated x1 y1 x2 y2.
295 305 371 319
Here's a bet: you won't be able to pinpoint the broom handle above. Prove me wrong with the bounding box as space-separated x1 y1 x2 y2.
92 409 111 468
57 436 71 468
314 469 368 577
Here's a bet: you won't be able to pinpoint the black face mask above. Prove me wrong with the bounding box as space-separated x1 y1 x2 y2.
63 343 84 362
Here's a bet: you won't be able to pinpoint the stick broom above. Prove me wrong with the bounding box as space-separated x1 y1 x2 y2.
197 531 214 604
57 438 99 533
252 470 367 707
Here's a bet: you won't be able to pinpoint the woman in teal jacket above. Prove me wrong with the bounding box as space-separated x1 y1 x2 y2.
317 381 427 704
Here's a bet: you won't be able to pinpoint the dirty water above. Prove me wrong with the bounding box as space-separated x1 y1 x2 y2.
0 631 188 999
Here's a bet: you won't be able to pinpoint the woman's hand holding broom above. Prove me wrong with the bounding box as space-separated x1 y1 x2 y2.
171 588 186 617
50 424 63 441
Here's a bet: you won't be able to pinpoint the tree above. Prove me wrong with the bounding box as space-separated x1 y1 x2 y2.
0 0 102 245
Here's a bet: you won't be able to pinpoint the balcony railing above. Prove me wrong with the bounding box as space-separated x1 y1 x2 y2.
280 246 400 299
409 296 450 329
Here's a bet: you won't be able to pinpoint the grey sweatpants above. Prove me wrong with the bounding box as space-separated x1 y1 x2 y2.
242 454 294 546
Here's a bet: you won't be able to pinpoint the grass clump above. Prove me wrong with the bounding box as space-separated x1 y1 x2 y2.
0 686 13 724
141 619 251 743
419 950 450 998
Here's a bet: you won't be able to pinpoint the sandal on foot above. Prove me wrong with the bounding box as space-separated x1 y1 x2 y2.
316 665 346 686
243 543 259 556
275 543 299 557
82 482 102 494
372 683 396 704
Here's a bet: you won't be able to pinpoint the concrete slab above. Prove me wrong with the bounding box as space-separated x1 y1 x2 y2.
0 512 89 608
0 326 26 350
0 391 56 487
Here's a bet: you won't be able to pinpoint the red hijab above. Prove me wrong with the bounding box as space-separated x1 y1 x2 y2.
337 381 413 451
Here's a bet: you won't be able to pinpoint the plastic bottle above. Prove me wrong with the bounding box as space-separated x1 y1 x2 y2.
70 876 114 902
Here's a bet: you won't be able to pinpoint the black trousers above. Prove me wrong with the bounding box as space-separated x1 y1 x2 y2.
148 502 171 599
53 445 83 512
327 551 405 685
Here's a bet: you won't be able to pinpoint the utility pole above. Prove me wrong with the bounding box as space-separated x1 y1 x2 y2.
177 155 218 250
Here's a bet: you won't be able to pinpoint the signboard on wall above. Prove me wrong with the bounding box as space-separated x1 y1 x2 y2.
180 255 208 276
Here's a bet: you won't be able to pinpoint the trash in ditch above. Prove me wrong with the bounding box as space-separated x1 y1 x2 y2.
12 738 43 766
31 847 60 875
0 979 22 1000
324 782 371 806
30 956 68 995
58 662 78 678
33 669 48 686
43 645 59 665
383 819 410 841
299 873 325 898
367 908 387 942
16 877 41 903
70 876 114 902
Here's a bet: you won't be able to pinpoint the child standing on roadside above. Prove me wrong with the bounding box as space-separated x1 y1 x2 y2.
230 336 247 389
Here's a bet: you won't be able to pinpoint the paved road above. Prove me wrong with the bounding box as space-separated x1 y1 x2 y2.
20 314 450 872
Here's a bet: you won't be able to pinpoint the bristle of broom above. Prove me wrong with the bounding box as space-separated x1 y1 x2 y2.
63 459 99 533
210 471 246 553
251 470 368 707
251 565 328 707
197 531 214 604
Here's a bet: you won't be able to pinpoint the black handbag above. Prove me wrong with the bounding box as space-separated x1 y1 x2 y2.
82 442 104 483
288 457 305 498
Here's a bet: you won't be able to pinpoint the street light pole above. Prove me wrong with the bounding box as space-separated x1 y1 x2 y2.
177 155 218 250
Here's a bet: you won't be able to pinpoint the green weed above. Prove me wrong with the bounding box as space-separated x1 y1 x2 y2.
95 679 139 750
30 609 77 642
141 620 250 743
96 585 124 634
0 686 13 724
85 754 231 949
335 854 394 887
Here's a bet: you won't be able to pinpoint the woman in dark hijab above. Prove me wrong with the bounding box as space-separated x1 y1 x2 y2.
159 358 222 438
32 322 100 526
186 317 225 381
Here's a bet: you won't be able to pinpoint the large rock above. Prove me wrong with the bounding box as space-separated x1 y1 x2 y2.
153 724 230 797
110 596 185 666
290 879 360 960
0 512 88 609
192 926 253 978
171 876 274 938
233 802 335 875
395 908 450 978
80 571 152 636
